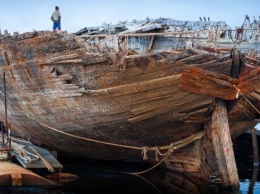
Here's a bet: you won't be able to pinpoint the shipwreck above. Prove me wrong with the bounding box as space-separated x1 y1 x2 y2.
0 16 260 189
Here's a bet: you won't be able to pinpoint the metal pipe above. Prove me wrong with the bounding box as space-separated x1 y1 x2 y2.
4 71 8 147
1 72 5 146
1 121 3 146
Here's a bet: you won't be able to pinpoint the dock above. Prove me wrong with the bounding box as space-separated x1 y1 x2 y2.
10 138 63 172
0 136 63 187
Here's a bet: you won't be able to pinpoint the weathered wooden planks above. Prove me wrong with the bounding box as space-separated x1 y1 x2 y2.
0 28 260 191
180 65 260 100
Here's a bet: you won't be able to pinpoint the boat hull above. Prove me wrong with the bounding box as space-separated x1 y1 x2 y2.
0 31 259 177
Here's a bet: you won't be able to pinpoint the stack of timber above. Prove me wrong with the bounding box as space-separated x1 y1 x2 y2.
0 16 260 189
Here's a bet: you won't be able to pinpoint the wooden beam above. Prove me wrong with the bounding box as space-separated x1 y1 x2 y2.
146 35 155 53
198 46 232 53
237 67 260 93
29 146 54 172
210 98 239 188
250 127 259 167
180 66 238 100
180 65 260 100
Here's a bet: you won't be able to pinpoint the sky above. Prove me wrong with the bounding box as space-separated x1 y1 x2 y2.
0 0 260 35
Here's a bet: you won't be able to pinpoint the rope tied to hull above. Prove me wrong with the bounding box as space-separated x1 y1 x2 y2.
130 132 204 175
154 145 174 161
141 146 149 160
140 131 204 162
131 148 175 175
235 87 240 99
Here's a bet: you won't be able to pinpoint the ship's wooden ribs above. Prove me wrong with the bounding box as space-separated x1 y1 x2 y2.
209 98 239 188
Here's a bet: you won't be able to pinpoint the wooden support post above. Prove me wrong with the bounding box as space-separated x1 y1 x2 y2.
11 173 22 186
250 127 259 167
248 166 258 194
210 98 239 188
146 35 154 53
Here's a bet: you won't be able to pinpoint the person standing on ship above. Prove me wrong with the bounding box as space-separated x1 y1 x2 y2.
51 6 61 32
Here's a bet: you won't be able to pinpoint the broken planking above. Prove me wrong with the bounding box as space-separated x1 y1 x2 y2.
180 65 260 100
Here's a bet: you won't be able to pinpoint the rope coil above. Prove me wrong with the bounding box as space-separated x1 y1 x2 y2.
11 141 39 163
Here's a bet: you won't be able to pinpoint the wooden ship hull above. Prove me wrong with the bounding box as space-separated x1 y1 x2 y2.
0 17 260 188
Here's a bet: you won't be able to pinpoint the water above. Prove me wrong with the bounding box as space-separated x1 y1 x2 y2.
239 169 260 194
1 156 260 194
1 133 260 194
